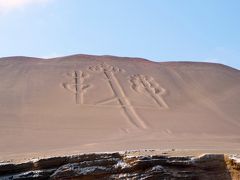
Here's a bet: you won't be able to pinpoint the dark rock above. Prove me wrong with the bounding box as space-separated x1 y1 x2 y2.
0 152 239 180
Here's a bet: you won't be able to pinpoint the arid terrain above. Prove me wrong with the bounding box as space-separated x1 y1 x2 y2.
0 55 240 177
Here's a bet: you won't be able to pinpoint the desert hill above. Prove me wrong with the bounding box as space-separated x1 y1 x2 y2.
0 54 240 160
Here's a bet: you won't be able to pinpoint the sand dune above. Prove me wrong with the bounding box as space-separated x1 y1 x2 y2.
0 55 240 160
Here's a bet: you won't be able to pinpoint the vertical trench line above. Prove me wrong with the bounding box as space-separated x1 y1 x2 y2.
103 71 138 128
103 71 118 98
112 73 148 129
79 71 83 105
156 88 169 109
75 71 80 104
139 77 165 108
104 70 147 129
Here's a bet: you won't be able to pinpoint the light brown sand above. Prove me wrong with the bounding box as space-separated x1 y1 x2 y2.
0 55 240 161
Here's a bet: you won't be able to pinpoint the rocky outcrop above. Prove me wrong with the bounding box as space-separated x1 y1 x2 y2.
0 152 240 179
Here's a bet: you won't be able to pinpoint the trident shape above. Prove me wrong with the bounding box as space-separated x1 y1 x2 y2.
89 63 148 129
63 71 91 104
130 74 168 109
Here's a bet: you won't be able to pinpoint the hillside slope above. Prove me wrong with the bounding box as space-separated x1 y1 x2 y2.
0 55 240 160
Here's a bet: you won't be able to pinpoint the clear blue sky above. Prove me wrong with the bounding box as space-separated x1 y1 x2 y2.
0 0 239 69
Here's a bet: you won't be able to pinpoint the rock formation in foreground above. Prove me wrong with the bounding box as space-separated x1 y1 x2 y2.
0 151 240 179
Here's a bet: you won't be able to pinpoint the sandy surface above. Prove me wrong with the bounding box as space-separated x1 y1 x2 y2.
0 54 240 161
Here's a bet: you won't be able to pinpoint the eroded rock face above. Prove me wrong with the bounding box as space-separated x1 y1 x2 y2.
0 152 240 180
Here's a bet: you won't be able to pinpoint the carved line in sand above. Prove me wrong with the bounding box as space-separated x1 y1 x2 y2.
62 71 91 104
89 63 148 129
61 64 169 130
130 74 169 109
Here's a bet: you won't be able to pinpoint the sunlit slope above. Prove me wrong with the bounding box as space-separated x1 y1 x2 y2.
0 55 239 158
